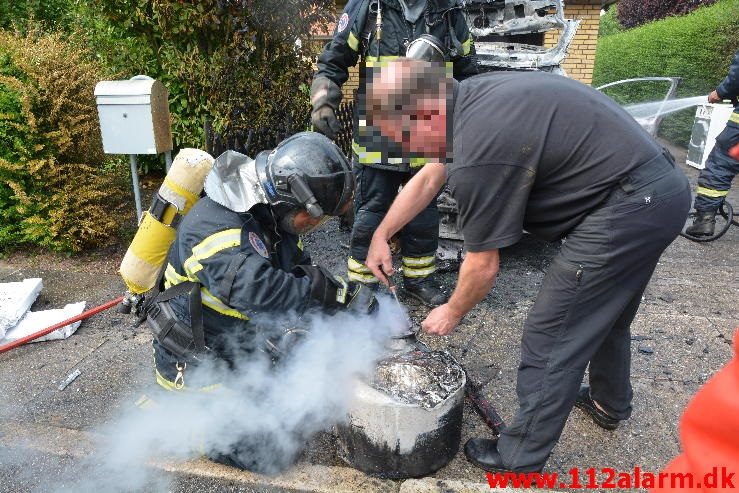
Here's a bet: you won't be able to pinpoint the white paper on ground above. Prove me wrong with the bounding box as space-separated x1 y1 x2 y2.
0 278 43 339
2 301 87 343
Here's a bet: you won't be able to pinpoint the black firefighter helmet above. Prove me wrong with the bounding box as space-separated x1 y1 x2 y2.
255 131 354 218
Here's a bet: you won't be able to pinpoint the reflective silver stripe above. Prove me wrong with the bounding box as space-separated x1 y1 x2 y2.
402 256 435 267
403 265 437 278
348 257 372 274
348 271 379 283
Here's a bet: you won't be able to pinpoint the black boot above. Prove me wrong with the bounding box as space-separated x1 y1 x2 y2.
403 275 448 307
685 211 716 237
464 438 543 473
573 386 620 430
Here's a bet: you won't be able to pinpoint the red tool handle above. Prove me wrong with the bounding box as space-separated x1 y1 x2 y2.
0 296 124 354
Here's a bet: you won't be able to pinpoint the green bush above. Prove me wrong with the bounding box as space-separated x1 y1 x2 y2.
0 0 76 32
0 31 128 252
599 6 623 37
84 1 334 156
594 0 739 145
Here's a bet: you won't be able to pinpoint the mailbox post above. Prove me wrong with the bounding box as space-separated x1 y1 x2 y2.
94 75 173 221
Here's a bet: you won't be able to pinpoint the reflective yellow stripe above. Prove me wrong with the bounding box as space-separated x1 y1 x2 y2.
200 286 249 320
697 186 729 198
402 256 435 267
352 140 382 163
403 265 437 278
166 263 190 284
348 271 379 283
192 229 241 260
183 229 242 278
134 394 159 410
729 112 739 124
297 238 304 251
462 37 472 56
410 157 433 168
348 31 360 52
348 257 372 274
155 369 222 393
365 55 400 68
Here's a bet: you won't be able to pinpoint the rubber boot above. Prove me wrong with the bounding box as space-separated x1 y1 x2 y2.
685 211 716 237
403 275 448 307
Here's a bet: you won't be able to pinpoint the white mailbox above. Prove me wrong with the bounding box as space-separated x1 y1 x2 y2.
94 76 173 155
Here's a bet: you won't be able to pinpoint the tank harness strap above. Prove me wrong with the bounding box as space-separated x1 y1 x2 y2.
219 253 249 307
153 280 206 353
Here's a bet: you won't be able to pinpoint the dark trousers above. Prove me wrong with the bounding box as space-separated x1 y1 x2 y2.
348 164 439 282
497 154 691 472
694 121 739 212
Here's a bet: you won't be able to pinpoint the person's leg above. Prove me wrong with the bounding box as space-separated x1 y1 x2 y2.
348 165 404 284
495 164 691 471
587 285 648 420
399 186 447 306
687 123 739 236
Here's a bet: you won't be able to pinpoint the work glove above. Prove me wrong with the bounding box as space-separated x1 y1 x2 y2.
310 77 343 140
293 265 378 315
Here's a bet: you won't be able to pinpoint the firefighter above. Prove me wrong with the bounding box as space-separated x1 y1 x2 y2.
364 60 691 473
686 49 739 237
310 0 478 306
145 132 376 472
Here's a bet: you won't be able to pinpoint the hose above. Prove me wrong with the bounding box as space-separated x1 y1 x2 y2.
0 296 124 355
680 200 734 243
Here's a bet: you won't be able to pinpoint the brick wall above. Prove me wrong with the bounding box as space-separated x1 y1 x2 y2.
544 0 602 85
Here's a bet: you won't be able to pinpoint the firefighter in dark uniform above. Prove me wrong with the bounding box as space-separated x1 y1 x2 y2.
686 49 739 237
364 60 691 473
145 132 376 473
310 0 478 305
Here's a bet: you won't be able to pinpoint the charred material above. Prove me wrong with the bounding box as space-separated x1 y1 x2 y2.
337 348 466 478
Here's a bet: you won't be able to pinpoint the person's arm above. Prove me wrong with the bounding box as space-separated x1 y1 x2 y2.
422 249 499 336
715 49 739 101
366 162 447 284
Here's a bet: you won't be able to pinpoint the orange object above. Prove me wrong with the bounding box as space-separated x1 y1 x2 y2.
650 329 739 492
728 143 739 161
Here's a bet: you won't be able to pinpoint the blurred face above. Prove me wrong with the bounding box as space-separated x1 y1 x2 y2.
374 95 447 157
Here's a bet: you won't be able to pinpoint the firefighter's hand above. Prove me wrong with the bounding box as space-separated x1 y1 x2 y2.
342 282 379 315
708 90 723 104
311 105 341 140
422 303 462 336
310 77 343 140
366 234 395 286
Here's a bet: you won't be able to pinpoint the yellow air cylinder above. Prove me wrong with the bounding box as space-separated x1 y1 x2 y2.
119 148 215 294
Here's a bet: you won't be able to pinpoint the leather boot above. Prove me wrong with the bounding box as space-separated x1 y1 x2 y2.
403 275 448 307
685 211 716 237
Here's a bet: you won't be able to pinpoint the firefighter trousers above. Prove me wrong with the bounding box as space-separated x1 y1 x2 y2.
497 154 691 472
694 121 739 212
348 164 439 284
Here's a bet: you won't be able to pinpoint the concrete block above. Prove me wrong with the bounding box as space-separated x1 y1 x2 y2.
3 301 86 343
0 278 42 338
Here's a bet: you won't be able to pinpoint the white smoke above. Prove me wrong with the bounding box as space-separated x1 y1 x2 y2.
42 296 409 492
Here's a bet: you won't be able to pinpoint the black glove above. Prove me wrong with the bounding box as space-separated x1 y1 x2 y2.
343 281 379 315
310 77 343 140
293 265 377 315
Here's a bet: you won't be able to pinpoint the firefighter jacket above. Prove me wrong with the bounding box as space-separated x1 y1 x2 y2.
315 0 478 171
717 49 739 116
154 196 313 383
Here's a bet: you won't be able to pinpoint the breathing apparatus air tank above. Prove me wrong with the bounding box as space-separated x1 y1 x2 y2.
119 148 214 306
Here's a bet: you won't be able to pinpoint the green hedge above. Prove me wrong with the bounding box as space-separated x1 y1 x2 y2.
0 31 128 252
593 0 739 145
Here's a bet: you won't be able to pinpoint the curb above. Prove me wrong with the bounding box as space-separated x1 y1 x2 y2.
0 421 526 492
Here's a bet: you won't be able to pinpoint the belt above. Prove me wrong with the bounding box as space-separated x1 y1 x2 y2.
617 150 676 193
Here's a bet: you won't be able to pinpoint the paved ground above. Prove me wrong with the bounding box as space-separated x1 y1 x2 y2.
0 143 737 492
